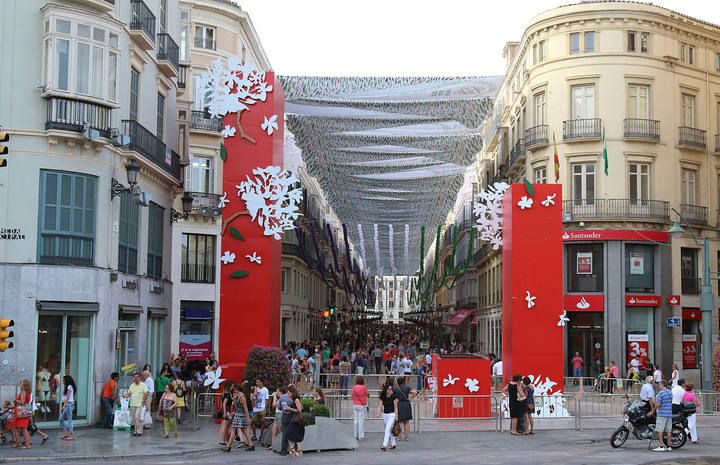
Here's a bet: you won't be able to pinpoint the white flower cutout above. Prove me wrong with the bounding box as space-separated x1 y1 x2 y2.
261 114 279 136
465 378 480 393
220 251 236 265
525 291 537 309
245 252 262 264
541 193 556 207
474 182 510 250
443 374 460 387
517 196 533 210
221 125 236 138
217 192 230 209
557 310 570 327
203 367 225 390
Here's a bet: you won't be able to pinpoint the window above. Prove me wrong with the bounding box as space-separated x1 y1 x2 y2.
181 233 215 283
533 91 546 125
584 32 595 52
570 33 580 55
628 85 649 119
195 25 215 50
681 93 696 127
388 301 394 309
43 16 120 100
681 168 697 205
192 74 211 111
187 155 213 193
38 170 97 265
626 244 654 293
681 248 699 295
680 42 695 65
571 85 595 119
159 0 167 34
533 166 547 184
640 32 649 53
629 163 649 203
572 163 595 204
281 267 289 292
156 93 165 140
118 191 139 274
533 40 547 64
147 203 164 279
129 67 139 121
566 243 604 292
179 10 190 61
716 52 720 73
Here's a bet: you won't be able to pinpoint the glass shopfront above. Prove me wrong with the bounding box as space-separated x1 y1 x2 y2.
116 308 140 387
566 312 604 378
626 307 654 372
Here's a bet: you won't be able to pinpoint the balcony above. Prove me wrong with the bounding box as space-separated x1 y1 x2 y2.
45 96 112 139
624 118 660 142
678 126 706 150
121 120 181 182
681 277 701 295
507 138 526 176
190 110 223 133
562 198 670 221
129 0 156 50
194 36 216 51
181 263 215 284
715 134 720 154
524 124 549 150
178 64 188 89
187 192 222 217
74 0 115 12
156 33 179 78
680 203 708 225
563 118 601 141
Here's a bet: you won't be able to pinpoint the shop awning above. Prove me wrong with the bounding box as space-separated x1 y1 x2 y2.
471 315 478 325
119 305 143 314
148 307 168 316
445 308 475 326
36 301 99 313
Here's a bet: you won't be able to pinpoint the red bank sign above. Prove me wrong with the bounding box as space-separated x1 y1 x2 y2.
666 295 681 306
562 230 670 242
564 294 604 312
625 295 662 307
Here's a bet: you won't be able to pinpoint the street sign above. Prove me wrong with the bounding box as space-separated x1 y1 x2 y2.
666 317 681 328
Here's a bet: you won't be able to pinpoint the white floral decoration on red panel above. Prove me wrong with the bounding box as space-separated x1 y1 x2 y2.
220 251 236 265
199 57 273 143
525 291 536 309
245 252 262 264
473 182 510 250
221 125 236 139
203 367 225 390
261 115 279 136
236 166 303 240
557 310 570 327
442 374 459 387
465 378 480 393
517 196 533 210
217 192 230 209
541 193 556 207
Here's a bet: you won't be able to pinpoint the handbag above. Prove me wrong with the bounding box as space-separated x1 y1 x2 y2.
391 421 401 437
16 405 32 419
516 384 527 402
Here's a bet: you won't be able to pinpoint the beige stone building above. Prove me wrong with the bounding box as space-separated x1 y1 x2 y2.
472 0 720 384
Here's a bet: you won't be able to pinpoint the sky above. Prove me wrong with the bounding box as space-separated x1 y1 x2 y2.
237 0 720 77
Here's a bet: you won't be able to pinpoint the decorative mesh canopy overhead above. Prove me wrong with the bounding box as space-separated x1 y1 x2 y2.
281 76 502 275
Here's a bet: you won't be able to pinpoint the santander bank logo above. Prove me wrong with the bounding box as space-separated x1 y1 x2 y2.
629 297 636 304
576 297 590 310
562 232 570 240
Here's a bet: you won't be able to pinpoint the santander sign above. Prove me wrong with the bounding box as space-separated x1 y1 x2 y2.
625 295 661 307
564 294 604 312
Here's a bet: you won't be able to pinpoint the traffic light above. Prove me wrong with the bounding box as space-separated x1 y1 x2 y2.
329 306 336 315
0 130 9 155
0 319 14 350
322 310 330 318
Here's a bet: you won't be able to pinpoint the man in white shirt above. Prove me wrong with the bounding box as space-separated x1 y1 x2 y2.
141 370 154 429
640 376 655 407
251 378 269 441
492 360 503 390
630 356 640 372
671 378 686 414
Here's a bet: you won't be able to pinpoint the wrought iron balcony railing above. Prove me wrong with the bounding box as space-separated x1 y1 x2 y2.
129 0 155 44
563 118 602 140
194 36 216 51
121 119 181 181
678 126 706 149
508 138 525 167
562 198 670 221
524 124 549 149
680 203 708 225
624 118 660 141
190 110 223 132
181 263 215 283
156 33 179 73
45 96 112 139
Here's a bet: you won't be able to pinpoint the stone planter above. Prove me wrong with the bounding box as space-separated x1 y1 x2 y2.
272 416 358 452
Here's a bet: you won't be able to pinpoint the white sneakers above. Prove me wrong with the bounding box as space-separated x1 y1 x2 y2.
653 446 672 452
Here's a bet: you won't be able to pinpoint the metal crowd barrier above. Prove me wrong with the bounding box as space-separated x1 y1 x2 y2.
317 373 422 392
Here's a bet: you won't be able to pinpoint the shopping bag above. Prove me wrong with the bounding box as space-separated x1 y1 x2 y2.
141 406 153 426
113 398 131 430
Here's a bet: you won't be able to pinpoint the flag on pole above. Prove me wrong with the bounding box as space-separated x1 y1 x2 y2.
602 126 608 176
553 132 560 183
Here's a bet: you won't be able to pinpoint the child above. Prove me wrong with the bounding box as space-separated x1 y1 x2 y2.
1 401 14 443
158 385 178 438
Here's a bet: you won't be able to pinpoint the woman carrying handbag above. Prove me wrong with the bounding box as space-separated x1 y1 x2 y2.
502 373 527 435
284 386 305 457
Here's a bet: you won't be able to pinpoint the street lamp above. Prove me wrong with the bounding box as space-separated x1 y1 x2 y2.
171 191 195 222
111 159 142 199
668 207 714 391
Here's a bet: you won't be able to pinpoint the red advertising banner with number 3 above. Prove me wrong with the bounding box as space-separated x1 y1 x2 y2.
627 334 649 368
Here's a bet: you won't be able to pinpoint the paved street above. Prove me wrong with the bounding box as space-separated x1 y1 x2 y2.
3 423 720 465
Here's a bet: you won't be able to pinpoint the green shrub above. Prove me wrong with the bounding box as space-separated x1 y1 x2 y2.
301 397 316 413
311 404 330 418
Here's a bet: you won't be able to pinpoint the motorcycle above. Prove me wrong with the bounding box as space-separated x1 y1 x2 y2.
610 399 695 449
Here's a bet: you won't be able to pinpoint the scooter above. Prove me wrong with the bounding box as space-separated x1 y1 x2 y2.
610 399 695 449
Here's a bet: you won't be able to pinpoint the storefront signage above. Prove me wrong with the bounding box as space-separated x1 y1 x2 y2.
562 230 669 243
666 295 681 306
180 333 211 360
564 294 604 312
627 334 649 368
576 252 593 274
625 295 661 307
682 308 702 321
0 228 25 240
683 334 698 369
629 252 644 275
118 319 137 329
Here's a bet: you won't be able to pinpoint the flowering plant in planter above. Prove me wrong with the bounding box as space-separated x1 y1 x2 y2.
244 345 291 392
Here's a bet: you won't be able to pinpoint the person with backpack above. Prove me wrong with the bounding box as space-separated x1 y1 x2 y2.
172 375 187 424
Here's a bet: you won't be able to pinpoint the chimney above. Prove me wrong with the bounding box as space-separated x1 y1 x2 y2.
502 41 520 71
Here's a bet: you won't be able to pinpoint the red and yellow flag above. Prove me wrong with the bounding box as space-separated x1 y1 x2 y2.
553 132 560 183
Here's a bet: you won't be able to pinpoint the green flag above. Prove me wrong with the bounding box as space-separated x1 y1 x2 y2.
602 127 608 176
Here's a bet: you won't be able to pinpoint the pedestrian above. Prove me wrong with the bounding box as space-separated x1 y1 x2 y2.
314 387 325 405
393 376 416 441
218 381 234 446
503 374 526 435
270 386 288 451
670 363 680 387
671 378 686 414
373 345 383 374
11 380 33 448
356 351 365 375
653 365 663 384
158 384 178 439
141 370 154 428
155 364 172 404
415 356 426 392
640 376 655 407
59 372 77 441
27 392 49 444
351 375 369 440
681 383 700 444
492 359 503 390
224 384 254 452
522 376 535 434
124 372 148 437
339 356 352 396
100 372 119 428
377 379 398 451
171 375 187 424
571 352 584 381
251 378 269 442
649 380 673 451
283 386 305 457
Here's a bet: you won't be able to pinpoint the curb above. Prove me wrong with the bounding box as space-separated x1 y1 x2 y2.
0 445 219 463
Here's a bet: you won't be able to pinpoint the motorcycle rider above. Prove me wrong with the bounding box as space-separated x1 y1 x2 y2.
648 380 673 451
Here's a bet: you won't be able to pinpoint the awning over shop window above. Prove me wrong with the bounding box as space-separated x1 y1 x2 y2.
36 301 99 313
445 308 475 326
471 315 478 325
119 305 143 314
148 307 168 317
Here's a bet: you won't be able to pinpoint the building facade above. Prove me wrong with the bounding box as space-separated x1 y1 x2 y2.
372 275 417 324
474 1 720 384
0 0 183 425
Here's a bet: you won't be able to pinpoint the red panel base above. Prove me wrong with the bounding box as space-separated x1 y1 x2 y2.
502 184 564 393
432 354 491 418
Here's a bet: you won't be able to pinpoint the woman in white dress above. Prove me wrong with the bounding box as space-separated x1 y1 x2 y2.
670 363 680 387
